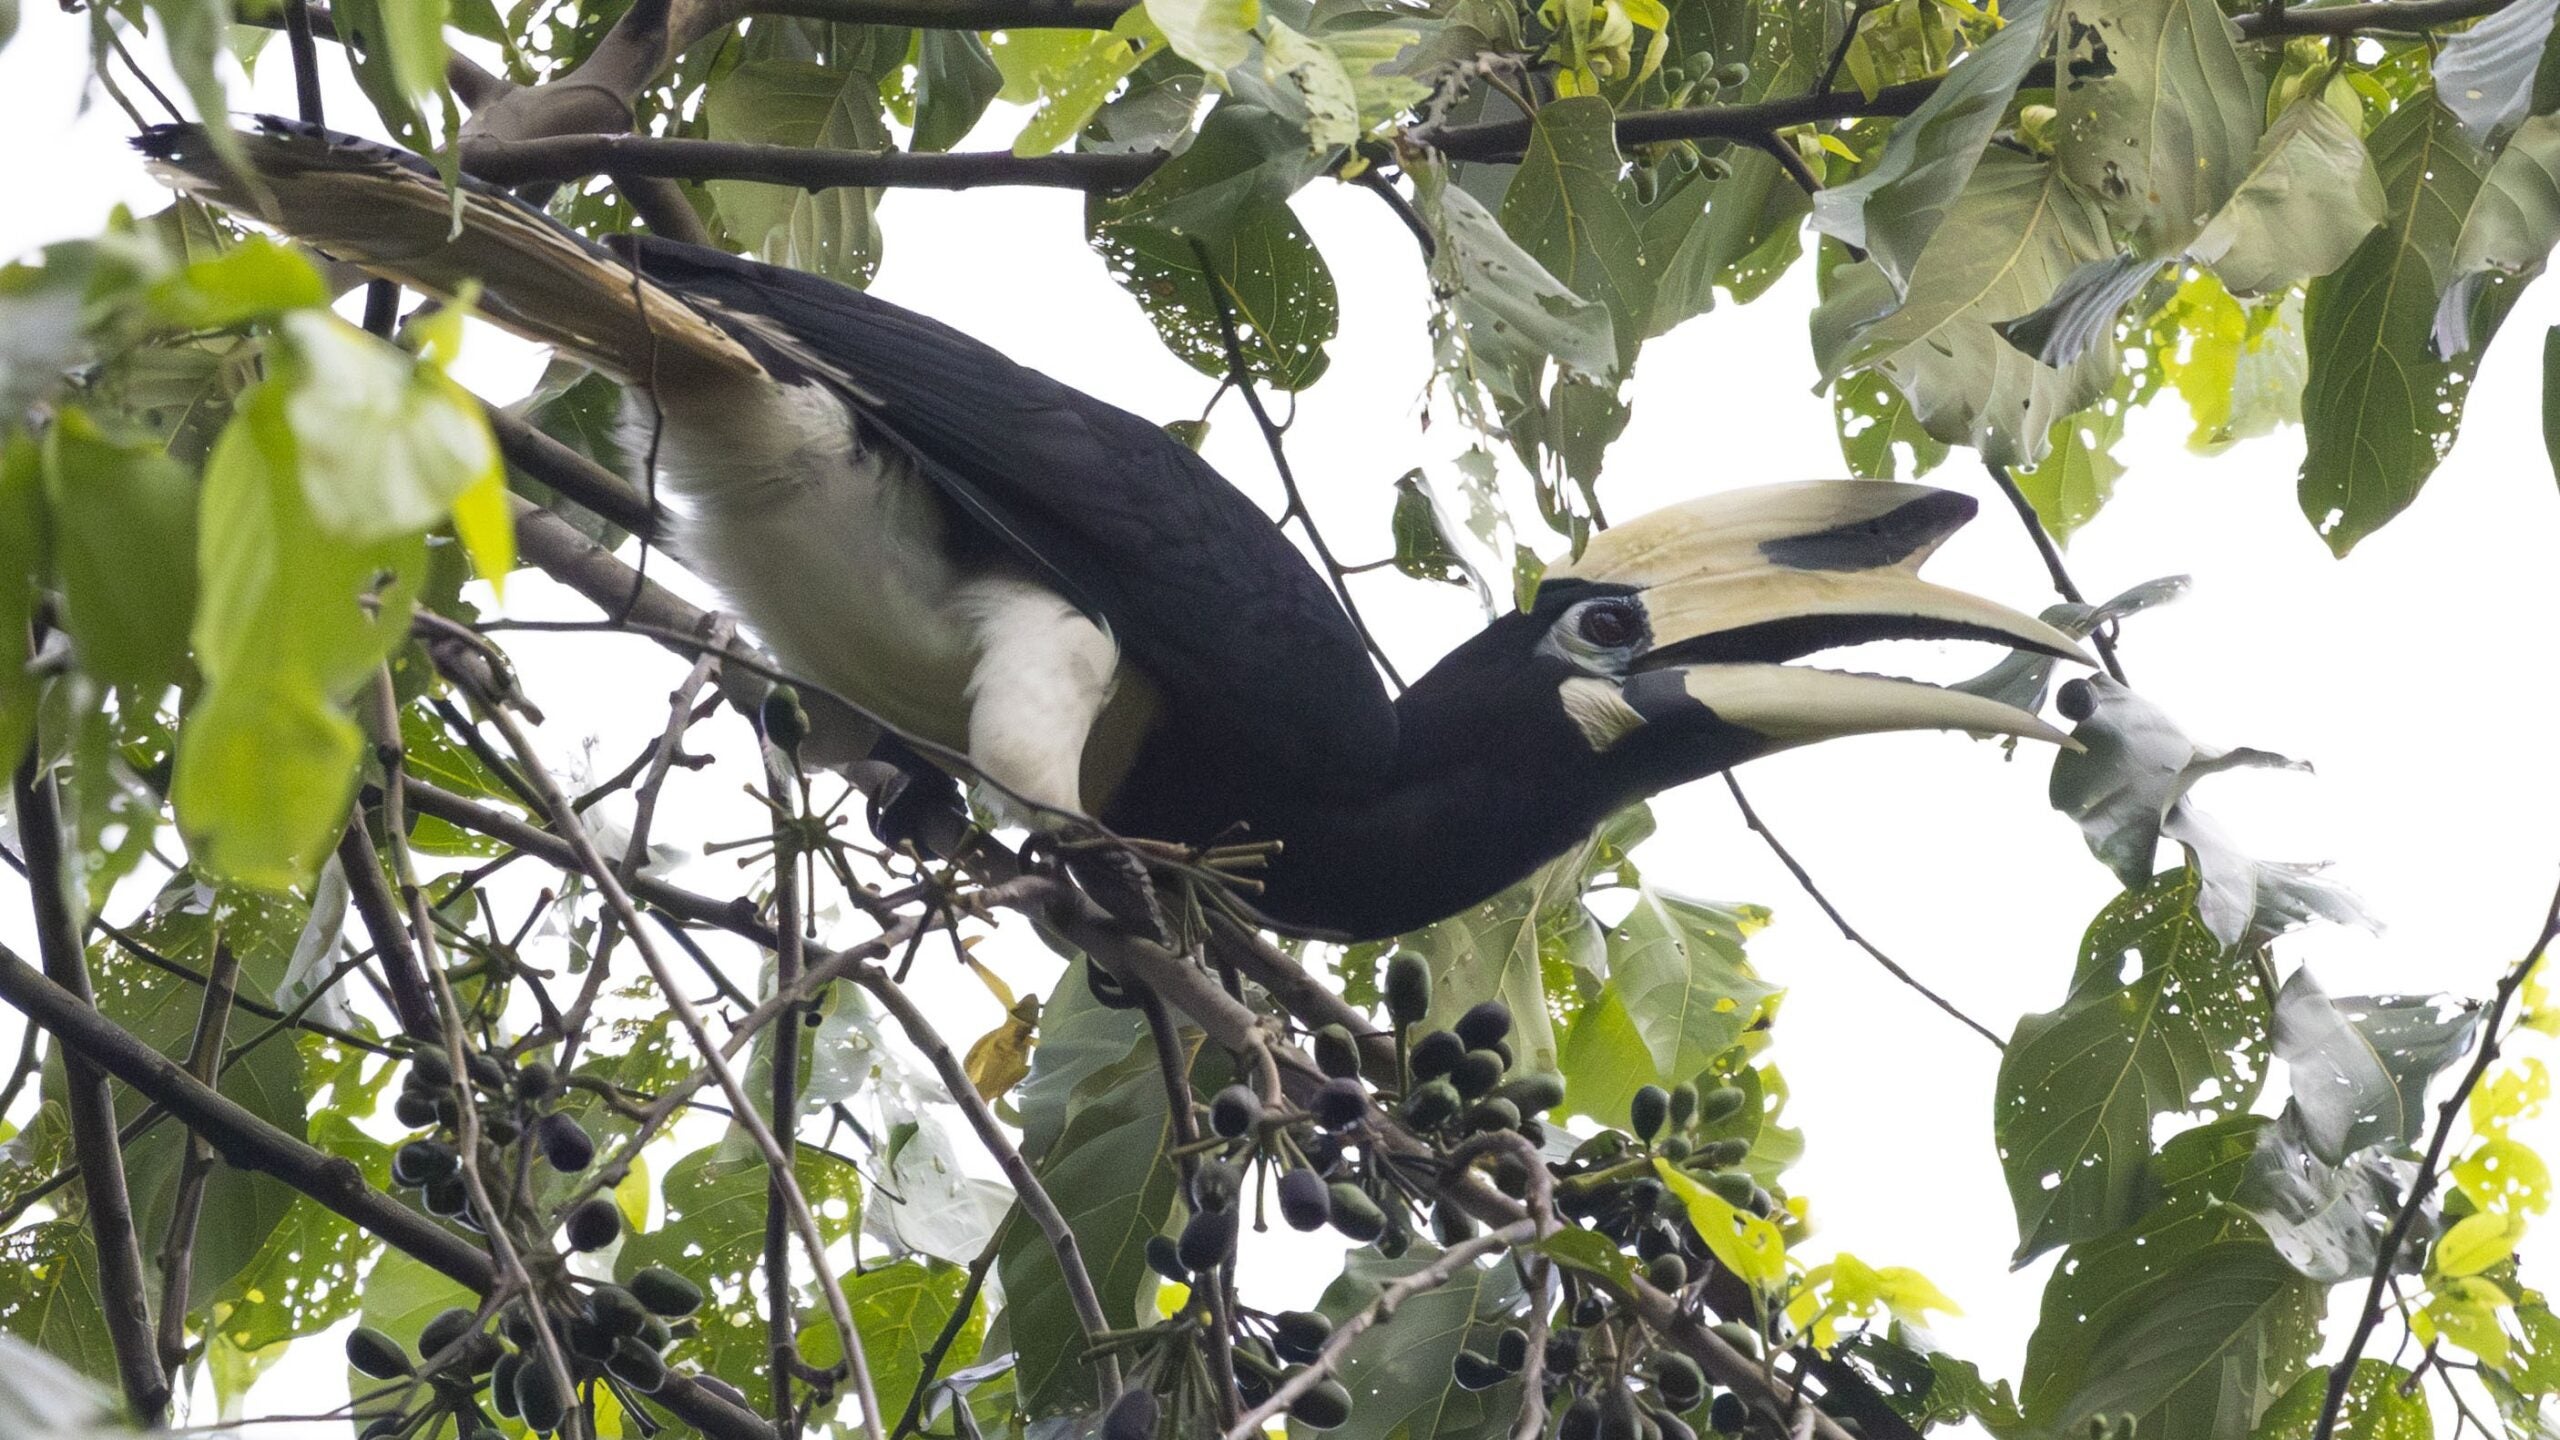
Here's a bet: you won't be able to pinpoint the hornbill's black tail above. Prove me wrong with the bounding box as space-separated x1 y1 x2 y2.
135 119 766 386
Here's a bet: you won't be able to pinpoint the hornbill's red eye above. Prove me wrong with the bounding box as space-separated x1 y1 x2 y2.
1576 601 1641 648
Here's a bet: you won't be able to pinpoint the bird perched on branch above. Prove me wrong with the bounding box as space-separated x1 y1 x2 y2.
142 119 2087 942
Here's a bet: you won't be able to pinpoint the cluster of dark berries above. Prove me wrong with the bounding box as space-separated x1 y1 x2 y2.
346 1268 708 1438
388 1047 598 1232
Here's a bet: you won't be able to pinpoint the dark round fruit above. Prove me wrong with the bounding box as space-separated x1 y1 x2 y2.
1451 1049 1505 1099
1498 1073 1567 1116
1277 1167 1330 1231
1313 1024 1364 1080
1655 1352 1706 1410
1209 1084 1262 1139
1546 1328 1585 1371
514 1061 557 1103
1698 1085 1746 1125
1102 1387 1160 1440
392 1139 459 1187
1668 1082 1698 1128
587 1284 650 1339
535 1112 595 1172
1657 1136 1691 1162
1465 1097 1522 1134
630 1266 705 1318
1599 1383 1645 1440
1378 1223 1413 1259
1693 1137 1750 1168
1711 1321 1762 1357
1454 1000 1512 1050
1655 1409 1700 1440
1431 1202 1477 1246
1177 1207 1239 1272
1630 1085 1670 1142
697 1376 750 1408
460 1332 504 1375
1145 1234 1187 1283
393 1090 441 1129
1191 1157 1246 1213
1402 1078 1461 1130
1561 1396 1605 1440
1452 1349 1508 1391
1312 1077 1369 1130
1327 1183 1387 1244
639 1314 673 1350
607 1335 669 1393
1384 953 1433 1028
346 1326 412 1379
564 1196 622 1252
1409 1029 1466 1080
406 1050 455 1091
1289 1377 1355 1430
1711 1393 1749 1434
1519 1118 1548 1147
1572 1294 1608 1327
1085 962 1145 1010
1272 1310 1333 1363
466 1053 509 1093
1646 1252 1689 1292
418 1306 478 1359
423 1177 468 1218
482 1116 521 1147
1496 1325 1531 1372
1626 1177 1664 1215
490 1352 524 1419
566 1313 615 1361
515 1358 569 1434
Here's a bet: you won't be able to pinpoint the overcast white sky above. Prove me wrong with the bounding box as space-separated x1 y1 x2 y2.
4 1 2559 1429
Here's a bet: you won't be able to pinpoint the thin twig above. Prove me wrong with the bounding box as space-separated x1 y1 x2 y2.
2311 873 2560 1440
337 819 441 1038
1983 460 2127 683
1722 775 2004 1048
1749 131 1824 195
460 135 1163 192
888 1238 998 1440
154 937 239 1378
764 747 807 1439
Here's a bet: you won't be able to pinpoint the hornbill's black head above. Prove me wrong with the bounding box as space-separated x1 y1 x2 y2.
1202 481 2090 941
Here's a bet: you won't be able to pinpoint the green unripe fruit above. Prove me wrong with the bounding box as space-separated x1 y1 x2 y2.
1312 1078 1369 1129
639 1314 673 1350
1102 1388 1160 1440
1289 1377 1355 1430
406 1049 455 1090
1713 60 1750 87
1561 1397 1604 1440
1384 953 1433 1027
1209 1084 1262 1139
392 1139 459 1187
1432 1201 1477 1246
418 1306 478 1359
1466 1097 1521 1134
1455 1000 1512 1049
393 1090 441 1128
1327 1183 1387 1243
1452 1349 1508 1390
1600 1383 1645 1440
1630 1085 1670 1142
1694 1138 1750 1169
1402 1078 1461 1130
1667 1082 1698 1128
1656 1136 1691 1162
1410 1029 1466 1080
1705 1169 1756 1208
587 1284 650 1339
1711 1393 1749 1433
564 1197 622 1252
482 1116 521 1147
514 1060 557 1102
1497 1073 1567 1115
1655 1352 1706 1410
630 1266 705 1318
1495 1326 1530 1372
1178 1207 1238 1272
465 1053 509 1093
1145 1234 1187 1283
515 1358 569 1434
1698 1085 1747 1125
1314 1024 1364 1080
491 1352 524 1419
565 1314 615 1361
346 1326 412 1379
1278 1168 1330 1231
1191 1157 1246 1213
760 685 811 758
1632 167 1660 206
1646 1252 1690 1291
535 1112 595 1172
1272 1310 1333 1363
1451 1049 1505 1099
607 1336 669 1393
1710 1321 1763 1358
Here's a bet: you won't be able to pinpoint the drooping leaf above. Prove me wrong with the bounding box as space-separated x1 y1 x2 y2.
2232 1106 2415 1283
2300 98 2507 555
2189 98 2389 297
1146 0 1256 72
1811 0 2057 290
1995 872 2272 1261
707 60 891 288
270 311 503 547
913 30 1003 152
2436 0 2560 136
1262 21 1360 152
2022 1117 2324 1440
1295 1244 1525 1440
38 409 197 690
2269 968 2479 1163
329 0 452 155
1501 96 1651 374
1953 574 2188 714
1815 149 2118 466
2435 113 2560 355
1995 250 2161 367
2052 0 2265 252
996 15 1164 158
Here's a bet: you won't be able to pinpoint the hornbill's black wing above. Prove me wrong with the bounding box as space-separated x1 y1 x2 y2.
613 236 1399 794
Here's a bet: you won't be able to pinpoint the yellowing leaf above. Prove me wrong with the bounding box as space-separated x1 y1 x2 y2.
2521 960 2557 1036
273 311 504 546
2454 1137 2552 1217
963 996 1041 1101
2423 1276 2516 1366
1146 0 1255 72
2434 1210 2526 1278
2471 1058 2550 1139
1263 22 1360 152
1655 1159 1787 1292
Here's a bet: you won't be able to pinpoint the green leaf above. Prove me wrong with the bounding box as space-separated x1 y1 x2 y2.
1089 103 1339 391
2011 391 2127 542
210 1108 393 1353
2299 98 2507 555
2436 113 2560 354
2190 98 2389 297
997 967 1182 1417
1995 872 2273 1262
1295 1244 1524 1440
0 434 39 770
2232 1107 2411 1283
2255 1362 2433 1440
0 1224 116 1388
1404 839 1606 1086
1262 21 1359 152
1815 148 2118 466
2268 967 2479 1163
2052 0 2264 252
39 409 197 690
2022 1117 2324 1440
1655 1159 1789 1292
1811 0 2056 289
1640 148 1811 337
998 16 1163 158
1500 95 1651 374
329 0 452 153
1560 887 1776 1126
1416 157 1619 381
913 30 1003 152
144 236 328 330
2435 0 2560 136
802 1260 981 1427
1147 0 1255 73
1830 368 1950 480
708 61 890 288
173 382 426 888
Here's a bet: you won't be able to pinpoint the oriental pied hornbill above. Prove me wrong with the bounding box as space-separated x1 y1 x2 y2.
142 120 2088 942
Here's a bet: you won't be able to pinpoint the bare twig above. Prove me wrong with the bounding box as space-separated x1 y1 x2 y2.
764 748 807 1438
1722 774 2004 1048
154 938 239 1378
2311 873 2560 1440
337 819 442 1038
461 135 1164 193
1983 460 2127 684
889 1239 998 1440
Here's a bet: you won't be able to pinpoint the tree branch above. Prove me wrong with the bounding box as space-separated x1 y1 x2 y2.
153 938 238 1379
336 818 442 1039
1983 460 2127 684
461 135 1165 193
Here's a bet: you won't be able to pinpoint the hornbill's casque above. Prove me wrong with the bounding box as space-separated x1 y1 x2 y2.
142 120 2088 942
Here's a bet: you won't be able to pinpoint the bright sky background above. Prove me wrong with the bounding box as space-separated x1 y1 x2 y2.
4 2 2560 1431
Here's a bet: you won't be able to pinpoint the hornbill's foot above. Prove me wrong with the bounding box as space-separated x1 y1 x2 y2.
866 765 968 859
1036 828 1175 945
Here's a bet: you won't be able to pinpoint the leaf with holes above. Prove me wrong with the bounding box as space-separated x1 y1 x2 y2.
1561 887 1775 1126
707 61 891 287
2052 0 2264 252
2269 968 2479 1164
2189 98 2387 298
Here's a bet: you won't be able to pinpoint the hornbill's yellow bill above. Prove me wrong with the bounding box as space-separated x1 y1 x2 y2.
137 120 2086 944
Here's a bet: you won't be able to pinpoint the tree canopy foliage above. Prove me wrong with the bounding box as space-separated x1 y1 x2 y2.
0 1 2557 1439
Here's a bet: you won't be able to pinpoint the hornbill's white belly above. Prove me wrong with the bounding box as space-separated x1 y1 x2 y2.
626 378 1119 813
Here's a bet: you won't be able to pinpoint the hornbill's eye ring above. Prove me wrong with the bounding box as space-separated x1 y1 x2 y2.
1576 600 1642 649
